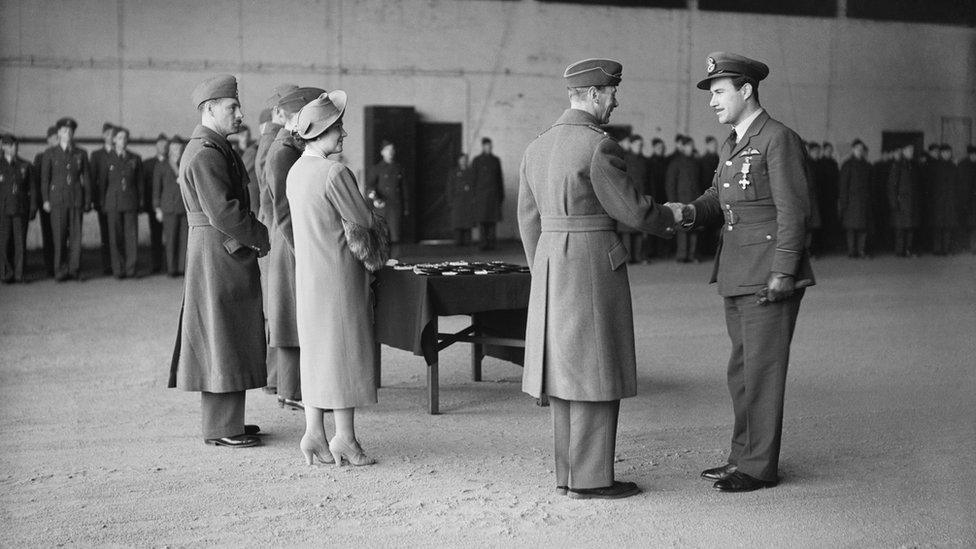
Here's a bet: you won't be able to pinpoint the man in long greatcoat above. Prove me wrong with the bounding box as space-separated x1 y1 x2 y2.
169 74 271 448
838 139 873 258
264 86 325 410
471 137 504 250
888 144 919 257
518 58 677 500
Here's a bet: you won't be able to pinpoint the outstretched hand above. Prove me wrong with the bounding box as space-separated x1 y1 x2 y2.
664 202 684 224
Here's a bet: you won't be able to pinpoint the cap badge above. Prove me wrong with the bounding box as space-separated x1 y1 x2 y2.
706 57 716 74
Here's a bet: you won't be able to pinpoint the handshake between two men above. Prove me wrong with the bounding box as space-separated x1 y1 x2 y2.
661 200 796 306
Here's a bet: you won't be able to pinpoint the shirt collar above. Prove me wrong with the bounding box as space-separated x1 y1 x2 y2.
733 108 764 143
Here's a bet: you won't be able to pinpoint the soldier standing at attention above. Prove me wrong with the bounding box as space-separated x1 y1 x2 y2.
265 86 326 411
141 133 168 274
89 122 116 275
672 52 814 492
153 136 188 277
666 135 702 263
446 153 475 246
928 144 959 255
103 127 142 279
958 146 976 253
471 137 504 251
838 139 873 258
32 126 58 277
169 74 270 448
41 117 91 282
366 141 407 248
888 144 919 257
256 84 298 395
518 58 678 500
871 148 895 252
0 134 33 283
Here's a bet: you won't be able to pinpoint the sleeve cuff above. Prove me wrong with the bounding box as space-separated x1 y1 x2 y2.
771 250 800 276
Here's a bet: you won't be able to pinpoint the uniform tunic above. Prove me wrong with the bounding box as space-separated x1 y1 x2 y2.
446 165 475 230
838 157 872 231
518 109 675 402
0 156 32 280
471 153 504 223
665 153 702 203
153 160 188 274
288 154 378 409
265 128 302 347
927 160 958 229
887 159 919 229
366 160 406 242
103 150 141 276
169 124 269 393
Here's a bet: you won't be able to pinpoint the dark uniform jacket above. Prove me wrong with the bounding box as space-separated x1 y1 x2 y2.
647 154 668 203
887 159 919 229
264 128 303 348
690 110 815 297
241 143 259 218
141 155 165 213
471 153 504 223
0 156 33 217
838 157 872 230
699 152 719 192
90 146 112 210
518 108 676 401
41 145 90 209
255 123 281 226
153 161 185 215
169 124 269 393
927 159 958 228
103 150 141 213
665 152 702 203
805 158 822 229
959 158 976 228
446 165 475 230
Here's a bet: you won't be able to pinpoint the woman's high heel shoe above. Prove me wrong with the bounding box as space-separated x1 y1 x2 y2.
328 436 376 467
300 435 336 465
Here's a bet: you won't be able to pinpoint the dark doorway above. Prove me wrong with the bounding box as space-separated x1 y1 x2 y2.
416 122 463 242
364 106 418 242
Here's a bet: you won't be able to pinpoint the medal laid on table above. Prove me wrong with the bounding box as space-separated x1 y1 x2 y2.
738 156 751 190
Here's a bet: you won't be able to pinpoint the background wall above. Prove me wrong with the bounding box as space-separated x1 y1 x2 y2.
1 0 974 245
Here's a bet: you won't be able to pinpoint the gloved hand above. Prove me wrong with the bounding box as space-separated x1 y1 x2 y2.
756 272 795 305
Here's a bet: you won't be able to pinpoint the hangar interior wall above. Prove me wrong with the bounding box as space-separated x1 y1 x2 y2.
1 0 974 243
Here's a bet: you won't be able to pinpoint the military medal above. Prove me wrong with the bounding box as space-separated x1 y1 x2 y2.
738 157 751 190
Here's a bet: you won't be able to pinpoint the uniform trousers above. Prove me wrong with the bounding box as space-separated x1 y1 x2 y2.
549 396 619 490
96 211 112 273
275 346 302 401
107 210 138 277
162 213 188 275
846 230 867 257
51 204 83 278
201 390 246 439
146 211 164 272
479 222 497 250
676 231 699 262
38 210 54 276
0 215 24 281
723 289 803 482
931 228 953 255
893 228 915 255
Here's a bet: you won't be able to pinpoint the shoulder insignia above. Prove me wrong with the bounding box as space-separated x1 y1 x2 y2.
586 124 609 137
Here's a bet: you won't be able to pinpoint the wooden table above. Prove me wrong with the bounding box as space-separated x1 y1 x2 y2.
373 267 530 414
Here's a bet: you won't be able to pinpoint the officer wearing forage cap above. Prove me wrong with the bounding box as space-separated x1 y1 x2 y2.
255 83 298 394
169 74 271 449
673 52 814 492
264 86 326 410
518 58 678 500
32 125 59 276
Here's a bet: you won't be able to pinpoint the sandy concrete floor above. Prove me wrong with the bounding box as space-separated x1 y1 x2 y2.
1 246 974 547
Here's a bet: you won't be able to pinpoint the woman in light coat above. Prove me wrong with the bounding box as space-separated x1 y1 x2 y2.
287 91 390 467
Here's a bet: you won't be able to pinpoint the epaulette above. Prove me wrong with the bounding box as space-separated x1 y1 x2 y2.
586 124 610 137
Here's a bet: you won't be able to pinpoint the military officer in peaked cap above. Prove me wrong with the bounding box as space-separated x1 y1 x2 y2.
32 126 59 277
256 83 299 395
671 52 814 492
518 58 679 500
41 116 91 281
169 74 271 448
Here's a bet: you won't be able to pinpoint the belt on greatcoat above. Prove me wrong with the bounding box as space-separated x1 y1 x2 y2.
541 214 617 232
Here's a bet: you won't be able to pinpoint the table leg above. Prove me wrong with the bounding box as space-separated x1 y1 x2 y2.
427 360 439 415
373 341 382 388
471 325 484 382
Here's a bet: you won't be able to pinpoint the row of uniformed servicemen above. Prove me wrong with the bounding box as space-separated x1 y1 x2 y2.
0 122 189 283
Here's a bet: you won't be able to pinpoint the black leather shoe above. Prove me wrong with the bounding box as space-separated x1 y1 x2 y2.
243 424 261 436
204 435 260 448
713 471 777 492
568 480 641 500
701 463 737 481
